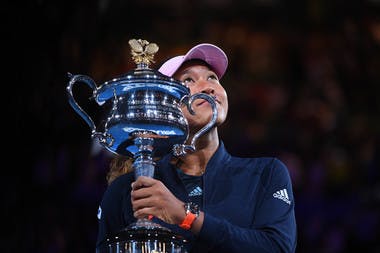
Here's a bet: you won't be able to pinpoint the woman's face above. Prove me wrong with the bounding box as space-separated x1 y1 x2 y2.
173 60 228 131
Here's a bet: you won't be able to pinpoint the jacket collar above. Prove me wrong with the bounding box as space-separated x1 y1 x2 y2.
156 140 230 179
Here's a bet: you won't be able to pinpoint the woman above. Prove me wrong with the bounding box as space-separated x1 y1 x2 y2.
96 43 297 252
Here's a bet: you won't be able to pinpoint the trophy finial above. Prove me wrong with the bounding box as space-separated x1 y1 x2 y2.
129 39 159 67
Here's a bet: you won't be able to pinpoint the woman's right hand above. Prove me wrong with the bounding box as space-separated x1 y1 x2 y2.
131 176 186 225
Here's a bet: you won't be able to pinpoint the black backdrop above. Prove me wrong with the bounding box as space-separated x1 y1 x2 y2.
8 1 380 252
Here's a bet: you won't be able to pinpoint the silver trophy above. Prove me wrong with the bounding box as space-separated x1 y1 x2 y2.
66 39 218 253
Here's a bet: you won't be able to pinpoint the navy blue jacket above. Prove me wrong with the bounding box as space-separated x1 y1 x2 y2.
96 142 297 252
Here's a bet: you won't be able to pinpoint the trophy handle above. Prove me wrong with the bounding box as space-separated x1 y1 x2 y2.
66 73 114 146
173 93 218 156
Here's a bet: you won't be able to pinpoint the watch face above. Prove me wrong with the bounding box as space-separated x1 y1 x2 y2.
185 202 200 217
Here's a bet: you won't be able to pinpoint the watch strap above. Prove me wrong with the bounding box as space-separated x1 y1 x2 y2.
179 212 197 230
179 202 199 230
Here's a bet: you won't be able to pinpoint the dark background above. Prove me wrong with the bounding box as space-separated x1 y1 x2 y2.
9 0 380 252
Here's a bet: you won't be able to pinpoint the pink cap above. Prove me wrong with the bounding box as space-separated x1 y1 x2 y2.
158 43 228 79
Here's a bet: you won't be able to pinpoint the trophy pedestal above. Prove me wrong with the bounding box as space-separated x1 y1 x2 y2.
106 226 187 253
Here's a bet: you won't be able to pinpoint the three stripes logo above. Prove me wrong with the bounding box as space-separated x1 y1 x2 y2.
189 186 203 197
273 189 291 205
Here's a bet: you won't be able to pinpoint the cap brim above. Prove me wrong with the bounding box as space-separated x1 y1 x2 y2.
158 43 228 79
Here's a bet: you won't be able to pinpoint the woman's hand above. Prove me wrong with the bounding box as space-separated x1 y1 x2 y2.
131 176 185 225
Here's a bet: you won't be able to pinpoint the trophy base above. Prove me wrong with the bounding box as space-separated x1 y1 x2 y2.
105 221 188 253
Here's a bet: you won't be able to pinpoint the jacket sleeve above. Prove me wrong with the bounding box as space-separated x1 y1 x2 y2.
96 174 134 251
197 158 297 253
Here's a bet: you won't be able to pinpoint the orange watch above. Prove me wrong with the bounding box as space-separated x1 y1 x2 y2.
179 202 200 230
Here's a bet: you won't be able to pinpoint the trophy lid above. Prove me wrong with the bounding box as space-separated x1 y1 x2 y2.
95 39 188 104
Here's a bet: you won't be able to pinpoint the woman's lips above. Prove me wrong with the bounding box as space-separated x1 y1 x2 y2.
196 96 219 107
196 100 207 106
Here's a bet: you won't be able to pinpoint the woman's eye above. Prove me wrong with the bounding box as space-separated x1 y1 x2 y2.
208 74 218 81
183 77 193 83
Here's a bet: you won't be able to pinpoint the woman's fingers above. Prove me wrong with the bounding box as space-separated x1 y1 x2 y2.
130 177 184 224
131 176 155 190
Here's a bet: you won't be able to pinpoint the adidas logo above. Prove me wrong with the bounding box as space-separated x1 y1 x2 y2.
273 189 291 205
189 186 203 197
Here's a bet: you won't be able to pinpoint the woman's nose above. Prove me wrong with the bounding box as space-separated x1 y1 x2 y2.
192 80 215 95
201 87 215 95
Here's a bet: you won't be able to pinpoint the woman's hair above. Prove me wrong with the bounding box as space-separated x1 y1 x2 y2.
106 155 134 185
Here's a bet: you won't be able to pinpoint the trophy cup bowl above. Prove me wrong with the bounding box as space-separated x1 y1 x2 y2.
67 39 218 253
